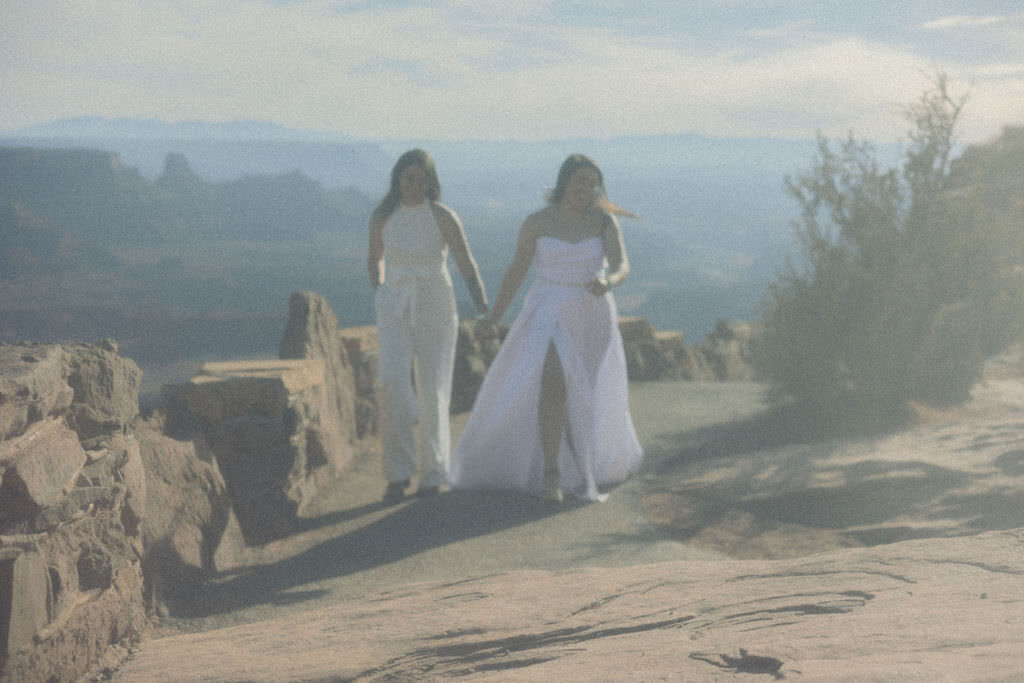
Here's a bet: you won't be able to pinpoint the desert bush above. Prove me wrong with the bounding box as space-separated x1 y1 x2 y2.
754 75 1024 428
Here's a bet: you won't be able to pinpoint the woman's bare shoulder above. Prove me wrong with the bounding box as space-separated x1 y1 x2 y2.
524 205 556 228
430 201 459 219
513 208 551 246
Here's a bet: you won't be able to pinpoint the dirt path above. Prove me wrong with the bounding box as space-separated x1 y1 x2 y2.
150 381 768 635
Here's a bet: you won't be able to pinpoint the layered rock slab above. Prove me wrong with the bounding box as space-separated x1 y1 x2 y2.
112 528 1024 681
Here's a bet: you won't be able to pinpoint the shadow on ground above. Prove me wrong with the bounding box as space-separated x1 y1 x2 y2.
158 380 1024 627
164 490 584 621
638 395 1024 559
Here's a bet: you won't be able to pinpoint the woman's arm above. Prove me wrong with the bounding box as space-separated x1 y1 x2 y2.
488 214 540 324
588 212 630 296
368 211 385 289
433 203 489 314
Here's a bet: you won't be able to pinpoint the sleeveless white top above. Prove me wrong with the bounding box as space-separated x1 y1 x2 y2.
376 201 455 330
383 202 448 269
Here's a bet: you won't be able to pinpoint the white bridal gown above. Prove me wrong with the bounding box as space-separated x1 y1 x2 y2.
450 236 643 501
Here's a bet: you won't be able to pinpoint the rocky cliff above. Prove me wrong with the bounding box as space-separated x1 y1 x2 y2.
1 341 148 682
0 339 253 683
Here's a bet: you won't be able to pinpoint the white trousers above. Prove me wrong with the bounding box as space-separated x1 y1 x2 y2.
374 265 458 487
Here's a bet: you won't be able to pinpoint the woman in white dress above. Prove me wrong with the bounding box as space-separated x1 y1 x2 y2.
369 149 489 503
451 154 642 502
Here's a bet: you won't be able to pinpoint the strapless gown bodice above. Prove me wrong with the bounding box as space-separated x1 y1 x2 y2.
534 236 605 287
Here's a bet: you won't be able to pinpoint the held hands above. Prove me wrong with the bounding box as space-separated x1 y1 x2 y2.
472 276 607 342
587 276 610 296
475 313 500 340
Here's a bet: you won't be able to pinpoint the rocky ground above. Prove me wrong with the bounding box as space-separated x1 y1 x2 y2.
108 369 1024 681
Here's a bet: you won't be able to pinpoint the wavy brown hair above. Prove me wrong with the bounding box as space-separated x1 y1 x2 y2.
547 154 638 218
547 154 605 205
374 149 441 223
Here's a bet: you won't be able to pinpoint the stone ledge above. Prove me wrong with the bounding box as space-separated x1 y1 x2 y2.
168 359 326 424
194 359 325 391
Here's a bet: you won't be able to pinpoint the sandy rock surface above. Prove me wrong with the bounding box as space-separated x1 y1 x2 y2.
111 375 1024 681
111 529 1024 681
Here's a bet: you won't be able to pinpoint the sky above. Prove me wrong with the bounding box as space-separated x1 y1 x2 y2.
2 1 1023 144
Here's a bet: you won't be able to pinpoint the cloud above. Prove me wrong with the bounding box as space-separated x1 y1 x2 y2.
972 63 1024 78
923 15 1007 30
743 20 816 40
2 0 1022 143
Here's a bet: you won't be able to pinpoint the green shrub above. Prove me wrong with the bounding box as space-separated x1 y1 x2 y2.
754 75 1024 428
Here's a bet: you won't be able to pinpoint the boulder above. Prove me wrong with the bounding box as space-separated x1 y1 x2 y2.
618 317 756 382
340 319 505 420
163 359 339 544
135 413 244 613
63 340 141 446
619 316 725 381
0 516 147 683
279 291 357 458
619 317 682 381
694 319 756 381
655 329 716 380
0 344 73 441
0 418 87 520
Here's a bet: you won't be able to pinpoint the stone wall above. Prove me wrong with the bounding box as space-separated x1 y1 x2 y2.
0 340 246 682
0 342 147 683
162 292 364 546
619 316 756 383
341 315 752 423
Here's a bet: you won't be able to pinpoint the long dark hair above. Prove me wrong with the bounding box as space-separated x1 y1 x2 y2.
374 149 441 222
547 153 638 218
547 154 606 205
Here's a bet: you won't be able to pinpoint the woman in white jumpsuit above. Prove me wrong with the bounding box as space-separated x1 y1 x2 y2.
368 149 489 503
451 155 642 502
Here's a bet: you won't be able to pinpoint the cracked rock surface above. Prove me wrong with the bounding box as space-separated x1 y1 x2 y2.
113 530 1024 681
111 375 1024 681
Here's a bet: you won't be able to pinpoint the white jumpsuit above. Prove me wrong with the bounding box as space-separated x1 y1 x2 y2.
374 202 458 488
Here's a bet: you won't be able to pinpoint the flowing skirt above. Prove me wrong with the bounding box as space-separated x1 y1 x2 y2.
450 278 642 500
